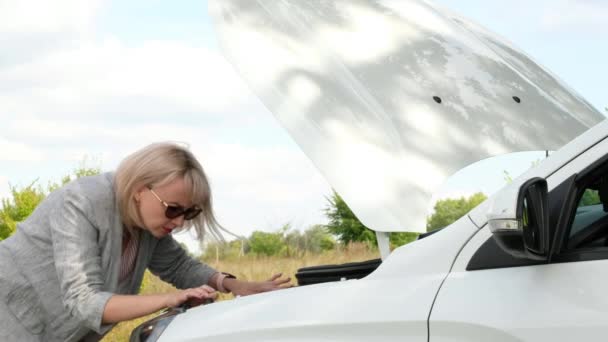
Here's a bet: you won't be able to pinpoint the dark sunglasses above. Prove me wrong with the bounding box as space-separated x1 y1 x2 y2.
148 187 202 220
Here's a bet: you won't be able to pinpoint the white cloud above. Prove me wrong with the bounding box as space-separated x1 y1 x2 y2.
0 0 103 34
0 175 9 201
0 119 215 166
0 138 45 162
7 118 91 140
0 35 265 171
202 143 328 201
541 1 608 32
6 117 214 145
0 39 253 120
189 142 331 236
0 0 105 70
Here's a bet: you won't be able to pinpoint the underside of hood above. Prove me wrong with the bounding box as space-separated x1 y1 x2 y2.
209 0 604 232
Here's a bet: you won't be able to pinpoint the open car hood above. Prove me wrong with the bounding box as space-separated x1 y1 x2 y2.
209 0 604 232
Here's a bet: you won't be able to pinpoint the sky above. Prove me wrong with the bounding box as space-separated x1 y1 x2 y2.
0 0 606 253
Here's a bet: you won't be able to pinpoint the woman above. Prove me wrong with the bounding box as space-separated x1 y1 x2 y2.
0 142 291 341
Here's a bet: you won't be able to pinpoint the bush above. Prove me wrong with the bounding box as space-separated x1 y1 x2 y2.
0 182 46 240
249 231 284 256
324 191 419 249
203 224 337 259
0 162 101 241
426 192 487 232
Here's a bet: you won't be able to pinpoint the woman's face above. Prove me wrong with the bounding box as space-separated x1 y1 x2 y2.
135 176 193 238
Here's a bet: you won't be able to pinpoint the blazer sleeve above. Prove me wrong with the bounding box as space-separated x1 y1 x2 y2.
148 235 218 289
49 189 113 333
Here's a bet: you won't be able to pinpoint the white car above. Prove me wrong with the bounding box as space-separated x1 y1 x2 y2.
132 1 607 341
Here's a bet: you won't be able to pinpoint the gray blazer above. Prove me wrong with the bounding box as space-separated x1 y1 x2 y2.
0 173 217 341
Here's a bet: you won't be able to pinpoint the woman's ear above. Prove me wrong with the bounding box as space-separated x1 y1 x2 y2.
134 186 146 203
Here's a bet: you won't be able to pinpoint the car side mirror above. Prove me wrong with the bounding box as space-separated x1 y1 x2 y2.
489 178 549 260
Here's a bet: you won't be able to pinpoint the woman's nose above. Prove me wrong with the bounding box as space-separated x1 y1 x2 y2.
172 215 185 228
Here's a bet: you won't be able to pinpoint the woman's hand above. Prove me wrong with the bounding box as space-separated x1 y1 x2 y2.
165 284 217 308
225 273 292 296
103 286 217 324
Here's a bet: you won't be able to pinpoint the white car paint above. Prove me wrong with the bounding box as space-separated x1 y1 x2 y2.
433 247 608 341
159 215 478 341
429 127 608 342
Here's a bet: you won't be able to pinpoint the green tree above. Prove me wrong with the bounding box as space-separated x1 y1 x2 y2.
0 181 46 240
426 192 487 232
324 191 418 249
389 232 419 247
324 191 375 245
579 189 600 207
248 230 284 256
0 162 101 241
302 224 335 253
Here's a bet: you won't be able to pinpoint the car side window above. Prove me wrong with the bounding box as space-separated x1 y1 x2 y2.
565 176 608 250
570 189 602 236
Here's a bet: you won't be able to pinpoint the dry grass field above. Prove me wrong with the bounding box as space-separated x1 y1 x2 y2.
102 243 378 341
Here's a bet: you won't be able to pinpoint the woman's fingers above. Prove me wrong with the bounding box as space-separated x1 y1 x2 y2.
199 284 216 294
214 272 294 297
191 286 217 299
270 281 293 291
273 276 291 286
266 273 282 282
182 286 217 301
166 286 218 308
267 273 292 287
198 285 217 300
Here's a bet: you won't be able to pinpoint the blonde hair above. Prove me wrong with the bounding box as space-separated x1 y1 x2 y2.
114 142 221 241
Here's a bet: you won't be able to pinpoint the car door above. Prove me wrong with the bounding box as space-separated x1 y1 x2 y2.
428 136 608 341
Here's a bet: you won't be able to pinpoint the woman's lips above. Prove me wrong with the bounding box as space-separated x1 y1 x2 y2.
163 227 173 234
